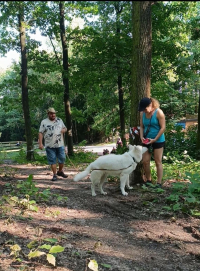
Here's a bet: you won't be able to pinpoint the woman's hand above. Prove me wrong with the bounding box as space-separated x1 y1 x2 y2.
149 138 156 144
142 138 151 144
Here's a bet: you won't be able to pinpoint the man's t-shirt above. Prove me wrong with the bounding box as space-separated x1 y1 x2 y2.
39 117 66 148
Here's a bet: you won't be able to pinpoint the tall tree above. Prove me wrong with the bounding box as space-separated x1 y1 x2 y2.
130 1 152 183
59 1 73 155
0 1 39 160
190 6 200 152
114 2 125 143
18 9 34 160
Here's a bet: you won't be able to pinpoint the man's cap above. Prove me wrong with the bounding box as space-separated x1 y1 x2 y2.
138 98 151 111
47 107 57 113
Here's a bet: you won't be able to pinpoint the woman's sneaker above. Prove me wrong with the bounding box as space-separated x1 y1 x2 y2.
143 180 152 186
57 171 68 178
155 183 162 188
51 175 57 181
141 180 152 187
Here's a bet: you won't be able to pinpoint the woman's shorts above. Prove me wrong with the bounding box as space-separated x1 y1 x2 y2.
142 141 165 150
45 146 66 165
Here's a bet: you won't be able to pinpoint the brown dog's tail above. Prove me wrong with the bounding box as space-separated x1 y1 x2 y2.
73 164 92 182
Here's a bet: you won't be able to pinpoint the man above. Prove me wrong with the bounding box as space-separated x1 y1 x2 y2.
38 107 68 181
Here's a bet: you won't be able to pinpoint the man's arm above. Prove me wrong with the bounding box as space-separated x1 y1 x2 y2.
61 127 67 134
38 132 44 149
61 120 67 134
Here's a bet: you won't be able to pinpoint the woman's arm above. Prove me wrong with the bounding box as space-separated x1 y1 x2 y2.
140 112 144 141
151 108 165 143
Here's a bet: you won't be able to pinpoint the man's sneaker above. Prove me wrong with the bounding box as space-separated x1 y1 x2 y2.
51 175 57 181
57 171 68 178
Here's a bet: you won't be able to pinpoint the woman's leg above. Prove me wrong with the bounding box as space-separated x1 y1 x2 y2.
142 150 152 181
153 147 164 184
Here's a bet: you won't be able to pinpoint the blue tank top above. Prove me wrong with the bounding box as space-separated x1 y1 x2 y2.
143 109 165 143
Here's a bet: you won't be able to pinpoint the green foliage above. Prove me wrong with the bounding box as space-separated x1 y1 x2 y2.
0 1 199 146
27 238 65 266
3 174 68 205
3 194 38 212
88 259 98 271
115 144 128 155
164 172 200 216
164 123 199 160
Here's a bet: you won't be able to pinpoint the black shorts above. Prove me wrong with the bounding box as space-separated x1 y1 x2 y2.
142 141 165 150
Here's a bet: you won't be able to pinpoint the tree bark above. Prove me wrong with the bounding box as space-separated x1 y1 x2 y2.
18 12 34 161
59 1 73 155
115 2 125 143
130 1 152 184
197 92 200 153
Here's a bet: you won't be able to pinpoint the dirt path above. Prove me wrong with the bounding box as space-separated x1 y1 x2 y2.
0 164 200 271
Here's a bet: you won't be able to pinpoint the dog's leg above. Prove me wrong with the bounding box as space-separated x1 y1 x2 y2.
120 174 128 196
90 171 98 196
99 173 107 195
91 171 104 196
125 175 133 190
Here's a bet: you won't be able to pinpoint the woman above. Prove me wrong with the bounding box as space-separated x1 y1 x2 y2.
138 97 165 188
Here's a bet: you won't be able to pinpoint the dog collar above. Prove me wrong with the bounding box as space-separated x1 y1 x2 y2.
132 157 139 163
128 153 139 163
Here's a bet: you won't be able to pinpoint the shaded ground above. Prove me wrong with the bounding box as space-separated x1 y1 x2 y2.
0 162 200 271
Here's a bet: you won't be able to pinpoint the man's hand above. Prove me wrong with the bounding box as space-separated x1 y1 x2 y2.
39 144 44 150
61 128 67 133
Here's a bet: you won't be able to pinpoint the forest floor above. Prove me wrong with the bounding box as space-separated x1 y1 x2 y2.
0 160 200 271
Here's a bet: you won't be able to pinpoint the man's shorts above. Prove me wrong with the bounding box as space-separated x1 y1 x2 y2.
45 146 66 165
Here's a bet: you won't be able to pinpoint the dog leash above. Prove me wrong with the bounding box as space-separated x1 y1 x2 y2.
91 164 133 171
63 133 82 174
91 154 138 171
64 146 82 174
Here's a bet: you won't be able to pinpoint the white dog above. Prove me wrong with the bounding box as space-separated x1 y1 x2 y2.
73 144 148 196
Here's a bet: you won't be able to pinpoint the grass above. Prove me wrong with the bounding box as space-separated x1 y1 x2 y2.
0 149 21 161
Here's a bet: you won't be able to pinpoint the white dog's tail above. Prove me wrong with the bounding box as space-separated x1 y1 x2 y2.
73 164 92 182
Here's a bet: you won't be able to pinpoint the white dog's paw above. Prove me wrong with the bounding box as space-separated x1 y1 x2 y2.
101 192 107 195
122 192 128 196
127 186 133 190
92 193 97 196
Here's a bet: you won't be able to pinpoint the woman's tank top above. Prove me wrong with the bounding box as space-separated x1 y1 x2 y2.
142 109 165 143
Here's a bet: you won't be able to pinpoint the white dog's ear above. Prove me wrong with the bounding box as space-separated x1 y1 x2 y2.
128 144 134 150
142 147 148 154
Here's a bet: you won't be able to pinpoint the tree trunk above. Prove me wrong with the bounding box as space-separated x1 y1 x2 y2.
130 1 152 184
115 2 125 143
18 13 34 161
197 92 200 155
59 1 73 155
118 74 125 142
